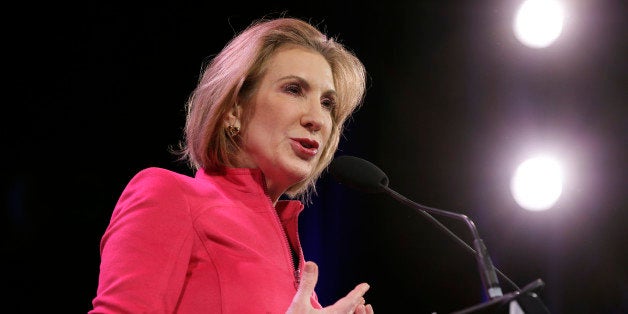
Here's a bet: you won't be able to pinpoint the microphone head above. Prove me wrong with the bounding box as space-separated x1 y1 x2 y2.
329 155 389 193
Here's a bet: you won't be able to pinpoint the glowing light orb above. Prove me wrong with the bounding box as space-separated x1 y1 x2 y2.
514 0 565 48
510 155 563 211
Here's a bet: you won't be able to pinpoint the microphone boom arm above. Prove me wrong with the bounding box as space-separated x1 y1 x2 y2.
328 155 550 312
381 184 514 297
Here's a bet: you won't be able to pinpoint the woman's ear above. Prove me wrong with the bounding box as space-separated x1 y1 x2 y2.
224 104 243 138
224 103 242 128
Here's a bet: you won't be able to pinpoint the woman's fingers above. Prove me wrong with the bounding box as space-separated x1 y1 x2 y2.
297 261 319 299
326 282 370 313
355 304 366 314
352 298 374 314
286 261 319 313
288 261 374 314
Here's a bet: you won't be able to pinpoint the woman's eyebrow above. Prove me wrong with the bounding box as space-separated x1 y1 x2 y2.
278 75 337 95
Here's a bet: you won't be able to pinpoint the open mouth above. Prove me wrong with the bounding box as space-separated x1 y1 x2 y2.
291 138 320 158
297 138 319 149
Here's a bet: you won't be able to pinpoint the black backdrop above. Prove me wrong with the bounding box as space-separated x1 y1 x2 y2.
4 1 627 313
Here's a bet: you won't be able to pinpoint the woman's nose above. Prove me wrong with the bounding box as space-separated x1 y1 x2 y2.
301 100 326 132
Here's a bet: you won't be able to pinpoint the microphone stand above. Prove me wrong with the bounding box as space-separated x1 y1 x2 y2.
451 279 546 314
380 185 550 313
381 185 503 298
327 154 550 313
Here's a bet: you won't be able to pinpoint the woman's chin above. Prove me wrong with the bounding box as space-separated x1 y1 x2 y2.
281 162 313 184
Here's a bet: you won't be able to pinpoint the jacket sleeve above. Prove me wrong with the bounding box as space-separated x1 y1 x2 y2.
90 168 195 313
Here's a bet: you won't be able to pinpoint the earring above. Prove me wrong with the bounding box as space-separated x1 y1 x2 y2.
226 125 240 137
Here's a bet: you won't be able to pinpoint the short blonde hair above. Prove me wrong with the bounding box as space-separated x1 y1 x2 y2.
180 17 366 201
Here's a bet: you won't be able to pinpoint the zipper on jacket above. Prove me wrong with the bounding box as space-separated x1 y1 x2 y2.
260 174 301 290
294 268 301 288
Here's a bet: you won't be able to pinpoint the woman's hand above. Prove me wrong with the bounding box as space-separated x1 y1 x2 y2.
287 261 374 314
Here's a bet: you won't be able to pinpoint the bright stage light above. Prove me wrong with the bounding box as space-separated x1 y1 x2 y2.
510 155 564 211
514 0 565 48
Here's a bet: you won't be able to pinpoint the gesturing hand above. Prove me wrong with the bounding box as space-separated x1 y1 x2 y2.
287 261 374 314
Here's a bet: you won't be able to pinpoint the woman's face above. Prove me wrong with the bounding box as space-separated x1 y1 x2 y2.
236 45 335 201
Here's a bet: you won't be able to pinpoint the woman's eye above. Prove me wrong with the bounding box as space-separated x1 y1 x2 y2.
321 97 336 110
284 83 302 95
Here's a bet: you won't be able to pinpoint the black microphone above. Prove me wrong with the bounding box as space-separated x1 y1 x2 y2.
329 155 506 299
329 155 551 313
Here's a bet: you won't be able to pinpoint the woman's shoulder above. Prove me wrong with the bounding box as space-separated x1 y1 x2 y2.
123 167 194 194
122 167 241 204
133 166 190 179
109 167 197 228
118 167 235 215
131 166 189 181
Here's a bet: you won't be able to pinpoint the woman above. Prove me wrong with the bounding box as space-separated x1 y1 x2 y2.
90 17 373 313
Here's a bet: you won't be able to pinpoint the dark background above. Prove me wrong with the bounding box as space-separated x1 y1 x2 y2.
4 1 626 313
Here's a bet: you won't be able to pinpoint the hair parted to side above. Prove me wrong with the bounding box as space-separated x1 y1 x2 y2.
178 17 366 201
